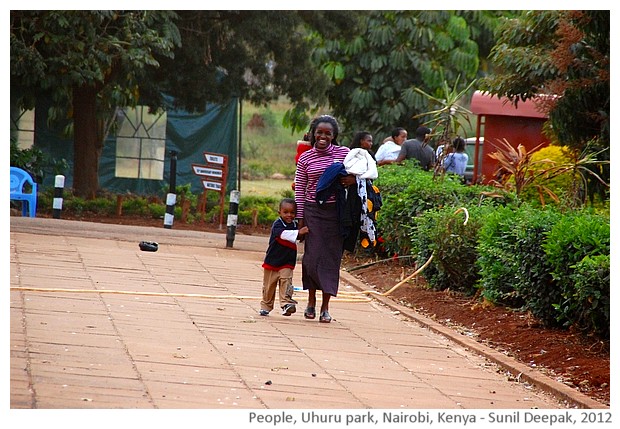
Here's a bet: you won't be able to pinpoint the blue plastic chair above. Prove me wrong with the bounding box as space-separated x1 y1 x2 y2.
10 166 38 217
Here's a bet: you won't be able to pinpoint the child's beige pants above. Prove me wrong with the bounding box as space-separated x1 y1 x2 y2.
261 268 296 312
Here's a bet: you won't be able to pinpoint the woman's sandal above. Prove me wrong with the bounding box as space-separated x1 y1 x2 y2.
319 311 332 323
304 306 316 319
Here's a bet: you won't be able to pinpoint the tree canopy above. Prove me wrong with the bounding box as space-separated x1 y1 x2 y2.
479 11 609 152
140 11 361 112
11 11 181 198
11 10 180 122
304 10 502 143
479 10 609 199
10 10 360 198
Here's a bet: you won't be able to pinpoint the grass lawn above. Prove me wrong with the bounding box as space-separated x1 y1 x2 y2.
240 178 293 198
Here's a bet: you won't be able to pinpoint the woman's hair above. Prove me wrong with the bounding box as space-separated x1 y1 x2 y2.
391 127 406 140
350 131 372 149
452 137 466 152
309 115 340 146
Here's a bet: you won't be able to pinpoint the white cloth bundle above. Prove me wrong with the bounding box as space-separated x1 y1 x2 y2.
343 148 378 241
343 148 378 179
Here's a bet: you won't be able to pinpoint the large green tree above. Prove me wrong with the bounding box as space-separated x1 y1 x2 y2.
10 10 361 198
479 10 609 197
140 11 362 112
305 10 501 143
11 11 180 198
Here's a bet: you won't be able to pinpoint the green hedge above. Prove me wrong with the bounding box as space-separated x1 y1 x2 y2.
36 186 283 226
375 162 498 256
569 254 610 339
412 204 496 296
237 195 279 225
476 205 524 306
544 211 610 338
476 205 562 322
374 165 610 339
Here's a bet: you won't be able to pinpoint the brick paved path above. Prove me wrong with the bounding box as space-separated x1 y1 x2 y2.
8 217 605 427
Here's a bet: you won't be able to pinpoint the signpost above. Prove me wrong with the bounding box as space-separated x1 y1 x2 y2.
192 152 228 228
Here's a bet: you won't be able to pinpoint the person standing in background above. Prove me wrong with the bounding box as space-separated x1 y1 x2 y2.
291 124 315 191
442 136 468 179
375 127 408 166
349 131 375 160
392 126 436 170
295 132 312 165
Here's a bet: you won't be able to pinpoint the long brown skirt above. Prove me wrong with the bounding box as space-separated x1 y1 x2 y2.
301 202 344 296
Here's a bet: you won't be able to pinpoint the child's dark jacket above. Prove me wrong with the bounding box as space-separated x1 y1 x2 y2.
262 218 300 271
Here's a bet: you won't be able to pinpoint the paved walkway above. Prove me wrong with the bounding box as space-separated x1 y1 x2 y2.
7 217 606 426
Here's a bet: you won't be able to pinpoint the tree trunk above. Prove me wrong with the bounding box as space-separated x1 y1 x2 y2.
72 85 103 199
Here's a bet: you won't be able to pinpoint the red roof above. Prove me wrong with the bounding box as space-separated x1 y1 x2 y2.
470 91 548 119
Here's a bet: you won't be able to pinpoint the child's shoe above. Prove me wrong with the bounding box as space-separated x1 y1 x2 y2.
281 304 296 316
259 309 270 316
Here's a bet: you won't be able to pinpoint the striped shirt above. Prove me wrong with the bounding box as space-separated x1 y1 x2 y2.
294 144 350 218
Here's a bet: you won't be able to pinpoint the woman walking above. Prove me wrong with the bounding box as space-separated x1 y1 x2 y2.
294 115 356 323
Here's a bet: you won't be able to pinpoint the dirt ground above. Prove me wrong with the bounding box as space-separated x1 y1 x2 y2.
34 213 611 406
340 253 610 407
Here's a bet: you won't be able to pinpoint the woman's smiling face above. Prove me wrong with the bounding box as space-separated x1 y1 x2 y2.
314 122 334 149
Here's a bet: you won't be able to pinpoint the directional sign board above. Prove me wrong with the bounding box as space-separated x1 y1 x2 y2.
202 180 223 191
204 153 226 165
192 152 229 227
192 165 224 178
191 152 228 183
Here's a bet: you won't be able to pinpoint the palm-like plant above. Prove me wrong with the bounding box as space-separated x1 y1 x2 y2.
413 76 477 178
483 138 609 207
537 144 610 208
485 139 550 201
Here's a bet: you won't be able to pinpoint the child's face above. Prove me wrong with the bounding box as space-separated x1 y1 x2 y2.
279 202 296 223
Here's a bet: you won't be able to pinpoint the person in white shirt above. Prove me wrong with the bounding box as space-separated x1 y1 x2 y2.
375 127 407 166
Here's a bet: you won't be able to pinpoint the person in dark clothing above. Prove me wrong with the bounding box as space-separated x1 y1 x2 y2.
260 198 308 317
394 126 436 170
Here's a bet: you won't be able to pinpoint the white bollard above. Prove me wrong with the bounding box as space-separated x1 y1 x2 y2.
53 175 65 219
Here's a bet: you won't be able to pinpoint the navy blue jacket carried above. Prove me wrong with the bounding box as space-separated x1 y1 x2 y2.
315 162 362 251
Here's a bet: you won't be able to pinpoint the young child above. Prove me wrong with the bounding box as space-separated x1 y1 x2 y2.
260 198 309 316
